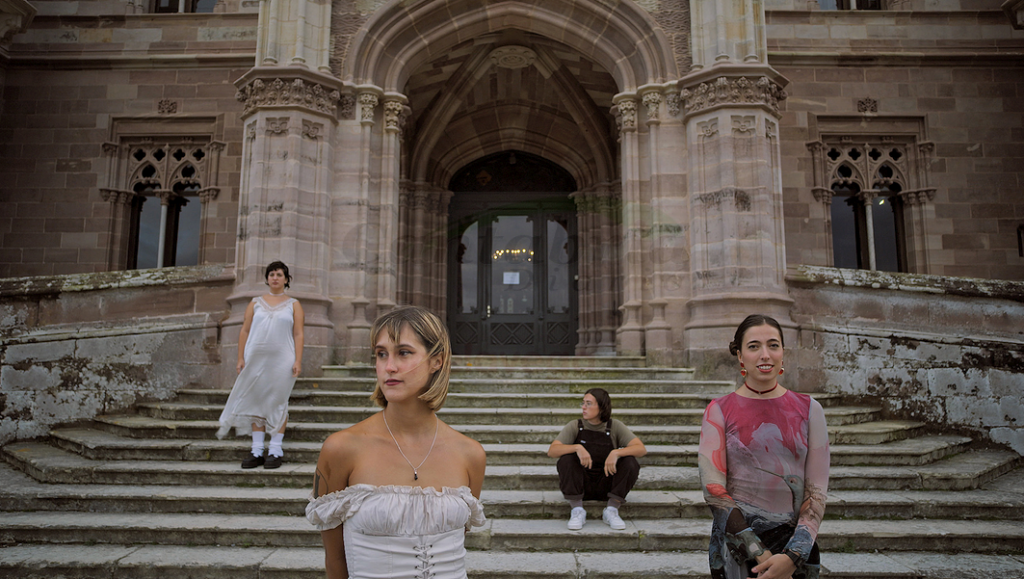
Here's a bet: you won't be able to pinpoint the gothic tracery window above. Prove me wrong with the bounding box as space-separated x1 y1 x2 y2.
101 136 223 271
809 131 935 274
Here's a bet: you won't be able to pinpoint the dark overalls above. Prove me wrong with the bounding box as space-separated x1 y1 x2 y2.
556 419 640 503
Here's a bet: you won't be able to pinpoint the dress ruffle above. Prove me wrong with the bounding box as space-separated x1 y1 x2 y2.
305 484 486 533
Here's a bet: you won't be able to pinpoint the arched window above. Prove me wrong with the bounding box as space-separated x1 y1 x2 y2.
810 135 933 273
101 136 223 270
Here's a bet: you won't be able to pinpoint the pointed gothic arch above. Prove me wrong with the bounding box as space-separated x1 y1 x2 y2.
345 0 679 93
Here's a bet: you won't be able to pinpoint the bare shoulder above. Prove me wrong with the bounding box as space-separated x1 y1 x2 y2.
445 423 486 463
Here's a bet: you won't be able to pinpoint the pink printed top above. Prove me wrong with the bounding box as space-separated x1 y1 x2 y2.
698 390 830 577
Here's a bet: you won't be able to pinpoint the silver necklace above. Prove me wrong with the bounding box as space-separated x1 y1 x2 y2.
382 410 439 481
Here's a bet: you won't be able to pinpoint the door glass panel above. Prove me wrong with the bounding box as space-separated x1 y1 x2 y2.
547 217 571 314
490 215 533 315
456 222 478 314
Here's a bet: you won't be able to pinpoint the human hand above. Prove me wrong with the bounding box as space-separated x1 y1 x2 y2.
749 552 795 579
576 446 592 469
604 450 619 476
292 361 301 377
236 359 245 374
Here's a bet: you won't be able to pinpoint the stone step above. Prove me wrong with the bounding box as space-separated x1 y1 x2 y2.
6 441 1017 492
451 356 651 368
3 462 1022 521
4 544 1022 579
306 376 734 394
46 427 974 468
134 402 882 427
320 365 696 381
2 510 1022 554
176 388 840 409
86 414 928 445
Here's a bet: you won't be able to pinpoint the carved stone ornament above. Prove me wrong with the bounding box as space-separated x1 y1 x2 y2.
235 78 342 116
302 120 323 140
339 95 356 120
857 98 878 113
680 76 787 117
489 45 536 70
642 92 662 122
666 93 681 117
158 99 178 114
615 99 638 131
384 100 404 131
359 93 379 123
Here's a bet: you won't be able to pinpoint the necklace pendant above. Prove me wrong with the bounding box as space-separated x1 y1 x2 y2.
413 471 418 481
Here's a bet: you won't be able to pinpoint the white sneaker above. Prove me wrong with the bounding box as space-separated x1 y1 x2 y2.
567 506 586 530
602 506 626 530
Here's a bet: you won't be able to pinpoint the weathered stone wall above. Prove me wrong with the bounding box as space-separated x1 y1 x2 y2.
0 265 233 444
787 265 1024 455
0 5 256 277
769 9 1024 281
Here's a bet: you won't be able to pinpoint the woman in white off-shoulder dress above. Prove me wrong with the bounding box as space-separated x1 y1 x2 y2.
307 306 487 579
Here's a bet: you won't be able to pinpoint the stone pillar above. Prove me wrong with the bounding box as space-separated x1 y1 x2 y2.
612 96 645 357
640 87 673 366
228 0 339 373
375 96 408 317
682 0 795 375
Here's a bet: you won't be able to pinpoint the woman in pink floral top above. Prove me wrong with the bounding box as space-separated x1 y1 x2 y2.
698 314 830 579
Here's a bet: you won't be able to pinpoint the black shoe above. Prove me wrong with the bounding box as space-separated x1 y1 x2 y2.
241 452 265 469
264 454 283 469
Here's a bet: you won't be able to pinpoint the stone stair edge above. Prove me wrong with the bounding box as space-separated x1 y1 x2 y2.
2 512 1023 554
3 544 1021 579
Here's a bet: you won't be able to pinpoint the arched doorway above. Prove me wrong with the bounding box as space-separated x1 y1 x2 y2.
447 151 578 355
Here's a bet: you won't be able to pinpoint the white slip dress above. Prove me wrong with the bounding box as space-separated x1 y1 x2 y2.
216 296 297 438
306 484 487 579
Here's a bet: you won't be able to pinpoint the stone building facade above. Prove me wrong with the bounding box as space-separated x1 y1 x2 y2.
0 0 1022 452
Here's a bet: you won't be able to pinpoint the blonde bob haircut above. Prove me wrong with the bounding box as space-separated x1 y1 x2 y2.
370 306 452 411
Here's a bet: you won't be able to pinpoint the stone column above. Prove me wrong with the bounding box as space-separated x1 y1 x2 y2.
640 88 673 366
612 96 645 356
682 0 795 374
374 96 407 318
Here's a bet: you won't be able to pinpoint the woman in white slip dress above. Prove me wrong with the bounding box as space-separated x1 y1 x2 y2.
216 261 305 470
306 306 487 579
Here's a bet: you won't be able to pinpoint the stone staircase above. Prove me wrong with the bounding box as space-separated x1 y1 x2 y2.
2 356 1023 578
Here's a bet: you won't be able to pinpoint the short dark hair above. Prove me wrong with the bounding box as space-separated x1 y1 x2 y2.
265 261 291 289
729 314 784 356
584 387 612 423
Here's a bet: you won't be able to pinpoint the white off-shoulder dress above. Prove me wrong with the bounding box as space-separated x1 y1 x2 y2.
306 484 487 579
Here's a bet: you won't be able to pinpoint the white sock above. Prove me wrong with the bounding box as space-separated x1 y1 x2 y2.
268 432 285 457
251 431 265 457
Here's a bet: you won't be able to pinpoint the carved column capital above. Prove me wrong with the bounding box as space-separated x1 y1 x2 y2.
359 93 379 125
99 188 136 206
812 187 834 204
198 187 220 203
234 74 342 118
680 75 787 119
613 98 638 133
641 91 662 124
384 99 405 133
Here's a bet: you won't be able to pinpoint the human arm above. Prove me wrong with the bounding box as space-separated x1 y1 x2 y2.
291 300 305 377
547 439 592 468
236 301 256 373
604 436 646 476
466 437 487 500
546 421 592 467
312 432 353 579
699 401 769 570
782 399 830 563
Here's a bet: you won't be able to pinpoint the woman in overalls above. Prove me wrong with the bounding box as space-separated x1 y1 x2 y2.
546 388 647 530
